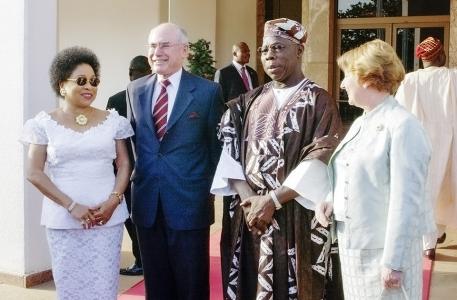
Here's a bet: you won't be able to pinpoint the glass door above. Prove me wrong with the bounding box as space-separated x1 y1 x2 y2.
393 23 449 72
336 24 391 125
335 16 449 126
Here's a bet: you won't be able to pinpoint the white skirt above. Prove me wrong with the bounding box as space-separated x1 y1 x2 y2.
46 224 124 300
337 222 422 300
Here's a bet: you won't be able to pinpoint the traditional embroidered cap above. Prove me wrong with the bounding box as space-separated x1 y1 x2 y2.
415 37 443 61
263 18 307 45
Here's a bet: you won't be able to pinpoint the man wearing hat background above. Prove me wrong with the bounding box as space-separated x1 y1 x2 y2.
211 18 343 299
396 36 457 260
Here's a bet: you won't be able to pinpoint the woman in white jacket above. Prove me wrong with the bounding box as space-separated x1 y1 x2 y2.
316 39 435 299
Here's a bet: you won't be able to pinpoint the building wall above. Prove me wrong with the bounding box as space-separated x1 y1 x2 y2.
450 0 457 67
59 0 159 109
301 0 331 90
169 0 216 58
2 0 456 287
215 0 257 70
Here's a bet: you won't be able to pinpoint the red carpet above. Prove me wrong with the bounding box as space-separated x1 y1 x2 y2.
120 232 434 300
118 231 222 300
422 257 434 300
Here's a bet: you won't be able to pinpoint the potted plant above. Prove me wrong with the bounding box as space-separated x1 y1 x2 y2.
187 38 216 80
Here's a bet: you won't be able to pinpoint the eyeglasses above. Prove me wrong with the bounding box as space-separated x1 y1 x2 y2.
257 43 288 55
67 76 100 87
146 42 186 51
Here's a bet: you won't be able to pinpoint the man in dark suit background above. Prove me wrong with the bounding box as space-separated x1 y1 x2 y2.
126 23 223 300
106 55 151 276
214 42 259 102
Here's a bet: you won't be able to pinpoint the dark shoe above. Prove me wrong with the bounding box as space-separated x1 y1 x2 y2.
423 248 436 260
120 263 143 276
437 232 446 244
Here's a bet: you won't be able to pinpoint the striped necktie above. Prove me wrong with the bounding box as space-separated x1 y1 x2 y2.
152 79 171 140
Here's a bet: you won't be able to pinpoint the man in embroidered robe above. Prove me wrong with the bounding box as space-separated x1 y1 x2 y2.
211 18 343 300
396 36 457 260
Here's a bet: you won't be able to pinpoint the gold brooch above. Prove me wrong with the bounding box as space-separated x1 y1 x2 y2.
75 114 88 126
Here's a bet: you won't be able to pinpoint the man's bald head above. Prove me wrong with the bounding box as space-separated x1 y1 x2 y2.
232 42 250 65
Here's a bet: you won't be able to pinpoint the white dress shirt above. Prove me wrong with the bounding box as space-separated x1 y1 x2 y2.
232 60 253 90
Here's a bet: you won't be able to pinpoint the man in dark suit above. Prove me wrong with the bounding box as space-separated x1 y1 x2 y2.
214 42 259 102
126 23 223 300
106 55 151 276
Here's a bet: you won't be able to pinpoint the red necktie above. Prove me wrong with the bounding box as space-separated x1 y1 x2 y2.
152 79 171 140
240 66 250 91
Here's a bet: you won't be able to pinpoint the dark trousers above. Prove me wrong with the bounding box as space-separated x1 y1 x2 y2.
220 195 234 298
124 184 142 266
136 207 210 300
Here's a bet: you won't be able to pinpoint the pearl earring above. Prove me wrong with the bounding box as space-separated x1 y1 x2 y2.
60 88 66 97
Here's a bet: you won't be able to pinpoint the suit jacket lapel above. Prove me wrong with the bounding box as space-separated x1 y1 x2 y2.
329 119 362 167
167 70 195 131
137 74 157 134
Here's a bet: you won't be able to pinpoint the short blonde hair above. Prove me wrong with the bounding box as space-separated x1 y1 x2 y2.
337 39 405 94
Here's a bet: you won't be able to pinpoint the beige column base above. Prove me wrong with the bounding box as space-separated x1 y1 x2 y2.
0 269 52 288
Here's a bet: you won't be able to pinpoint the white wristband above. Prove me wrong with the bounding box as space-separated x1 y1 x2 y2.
67 201 76 213
269 190 282 210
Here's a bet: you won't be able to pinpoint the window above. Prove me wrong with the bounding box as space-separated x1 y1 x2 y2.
335 0 450 126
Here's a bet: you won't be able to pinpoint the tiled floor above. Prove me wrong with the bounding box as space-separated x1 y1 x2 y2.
1 199 456 300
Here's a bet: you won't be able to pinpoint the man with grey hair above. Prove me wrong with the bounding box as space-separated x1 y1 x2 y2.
211 18 343 299
127 23 223 299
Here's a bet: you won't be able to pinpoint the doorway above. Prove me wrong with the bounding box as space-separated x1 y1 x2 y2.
335 0 451 125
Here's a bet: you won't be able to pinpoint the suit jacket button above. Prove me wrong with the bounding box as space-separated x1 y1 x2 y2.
158 153 162 158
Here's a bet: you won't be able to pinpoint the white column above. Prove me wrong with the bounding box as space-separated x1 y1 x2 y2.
0 0 57 286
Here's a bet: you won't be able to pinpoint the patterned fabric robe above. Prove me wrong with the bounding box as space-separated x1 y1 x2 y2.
219 79 344 300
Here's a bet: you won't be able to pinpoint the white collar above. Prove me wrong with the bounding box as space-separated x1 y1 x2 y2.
272 79 306 108
156 68 182 88
232 60 246 72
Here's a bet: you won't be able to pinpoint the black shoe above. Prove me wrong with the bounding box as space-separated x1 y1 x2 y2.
120 263 143 276
437 232 446 244
423 248 435 260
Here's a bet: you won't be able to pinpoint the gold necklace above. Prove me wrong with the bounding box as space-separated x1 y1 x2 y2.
62 108 92 126
75 114 88 126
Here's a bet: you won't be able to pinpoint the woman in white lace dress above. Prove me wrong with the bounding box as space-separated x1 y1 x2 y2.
20 47 134 299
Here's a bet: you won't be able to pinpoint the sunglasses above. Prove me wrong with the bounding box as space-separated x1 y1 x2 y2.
67 76 100 87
